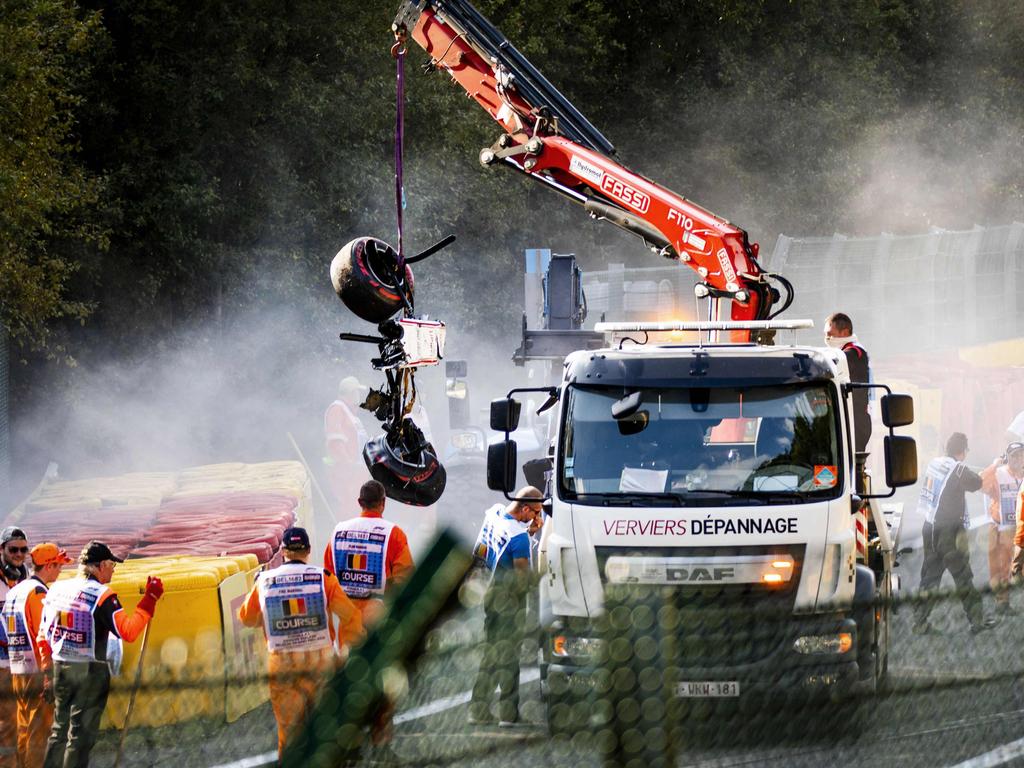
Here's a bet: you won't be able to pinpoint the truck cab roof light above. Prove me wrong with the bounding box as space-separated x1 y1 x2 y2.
594 320 814 333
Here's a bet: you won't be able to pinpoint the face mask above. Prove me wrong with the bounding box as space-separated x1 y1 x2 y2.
824 336 847 349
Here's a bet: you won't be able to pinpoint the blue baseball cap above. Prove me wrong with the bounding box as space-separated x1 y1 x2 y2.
282 527 310 551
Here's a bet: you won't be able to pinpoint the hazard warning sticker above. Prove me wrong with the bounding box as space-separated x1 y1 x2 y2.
813 465 838 487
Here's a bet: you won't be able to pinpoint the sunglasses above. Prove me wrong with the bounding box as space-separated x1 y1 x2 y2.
5 546 28 554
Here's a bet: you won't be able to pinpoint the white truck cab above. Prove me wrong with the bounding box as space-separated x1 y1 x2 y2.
486 321 917 727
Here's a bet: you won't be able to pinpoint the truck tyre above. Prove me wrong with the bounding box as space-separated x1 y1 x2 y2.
330 236 414 323
853 565 877 688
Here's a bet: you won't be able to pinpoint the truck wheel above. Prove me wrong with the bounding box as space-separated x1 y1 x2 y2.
876 643 891 696
330 236 414 323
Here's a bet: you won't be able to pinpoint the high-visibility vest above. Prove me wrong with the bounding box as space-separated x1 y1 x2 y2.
330 517 396 599
473 504 530 572
39 578 110 664
2 578 45 674
256 562 332 653
0 575 24 669
917 456 958 526
995 465 1023 530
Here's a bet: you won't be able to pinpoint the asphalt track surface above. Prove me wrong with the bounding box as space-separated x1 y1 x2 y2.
78 489 1024 768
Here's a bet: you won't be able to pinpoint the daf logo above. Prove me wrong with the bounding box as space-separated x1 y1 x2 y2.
667 567 735 582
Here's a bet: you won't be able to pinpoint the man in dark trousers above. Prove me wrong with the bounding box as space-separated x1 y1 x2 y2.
468 487 544 727
824 312 872 453
39 541 164 768
913 433 997 634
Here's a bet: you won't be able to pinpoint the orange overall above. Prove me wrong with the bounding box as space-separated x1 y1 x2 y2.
324 511 414 744
9 582 49 768
238 564 363 757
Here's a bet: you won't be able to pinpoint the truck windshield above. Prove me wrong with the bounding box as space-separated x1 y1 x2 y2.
560 383 842 505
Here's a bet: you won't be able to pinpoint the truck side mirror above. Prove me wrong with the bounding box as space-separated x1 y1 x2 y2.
884 435 918 488
490 398 521 433
487 441 518 492
880 394 914 428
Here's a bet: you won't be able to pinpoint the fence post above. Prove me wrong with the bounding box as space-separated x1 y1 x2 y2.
924 230 944 352
871 234 892 355
766 234 792 271
962 225 984 347
1006 223 1024 339
825 234 847 316
608 263 625 320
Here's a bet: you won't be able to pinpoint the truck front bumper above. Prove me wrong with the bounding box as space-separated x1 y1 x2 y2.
542 614 861 715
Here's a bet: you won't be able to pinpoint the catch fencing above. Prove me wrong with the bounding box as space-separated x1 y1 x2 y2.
576 223 1024 358
763 223 1024 357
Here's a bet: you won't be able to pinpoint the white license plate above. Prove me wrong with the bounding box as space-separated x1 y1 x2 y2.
676 681 740 698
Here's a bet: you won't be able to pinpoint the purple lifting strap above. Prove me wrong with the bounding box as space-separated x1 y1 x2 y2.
394 46 406 268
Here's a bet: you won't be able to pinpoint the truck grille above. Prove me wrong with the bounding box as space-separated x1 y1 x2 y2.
595 545 804 667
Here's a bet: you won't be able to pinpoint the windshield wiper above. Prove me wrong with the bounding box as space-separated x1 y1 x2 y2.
577 492 683 507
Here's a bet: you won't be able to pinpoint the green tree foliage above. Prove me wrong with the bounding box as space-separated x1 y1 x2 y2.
6 0 1024 382
0 0 106 355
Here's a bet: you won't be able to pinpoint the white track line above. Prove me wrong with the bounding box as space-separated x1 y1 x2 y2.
208 752 277 768
948 736 1024 768
208 667 541 768
395 667 540 724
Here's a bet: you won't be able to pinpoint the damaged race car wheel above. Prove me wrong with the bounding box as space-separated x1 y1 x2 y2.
363 420 446 506
331 237 415 323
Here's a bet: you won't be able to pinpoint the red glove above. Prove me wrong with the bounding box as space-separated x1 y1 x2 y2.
145 576 165 601
137 576 164 615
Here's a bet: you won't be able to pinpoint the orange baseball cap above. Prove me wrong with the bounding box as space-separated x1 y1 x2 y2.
31 543 73 567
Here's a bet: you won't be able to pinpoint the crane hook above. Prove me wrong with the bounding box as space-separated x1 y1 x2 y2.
391 24 408 59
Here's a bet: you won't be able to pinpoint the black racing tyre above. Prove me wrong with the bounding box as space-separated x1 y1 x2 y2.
330 236 414 323
363 427 446 506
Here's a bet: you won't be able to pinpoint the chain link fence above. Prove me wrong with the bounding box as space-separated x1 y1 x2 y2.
5 524 1017 768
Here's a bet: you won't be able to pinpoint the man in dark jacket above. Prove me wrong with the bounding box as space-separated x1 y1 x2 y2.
824 312 872 453
913 432 997 634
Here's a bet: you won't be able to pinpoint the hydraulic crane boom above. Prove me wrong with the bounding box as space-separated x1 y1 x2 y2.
393 0 793 336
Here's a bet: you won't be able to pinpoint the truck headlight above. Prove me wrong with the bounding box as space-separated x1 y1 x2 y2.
793 632 853 655
552 635 605 660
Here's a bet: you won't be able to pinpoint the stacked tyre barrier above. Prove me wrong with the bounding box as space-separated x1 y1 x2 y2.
129 492 299 566
3 460 313 726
